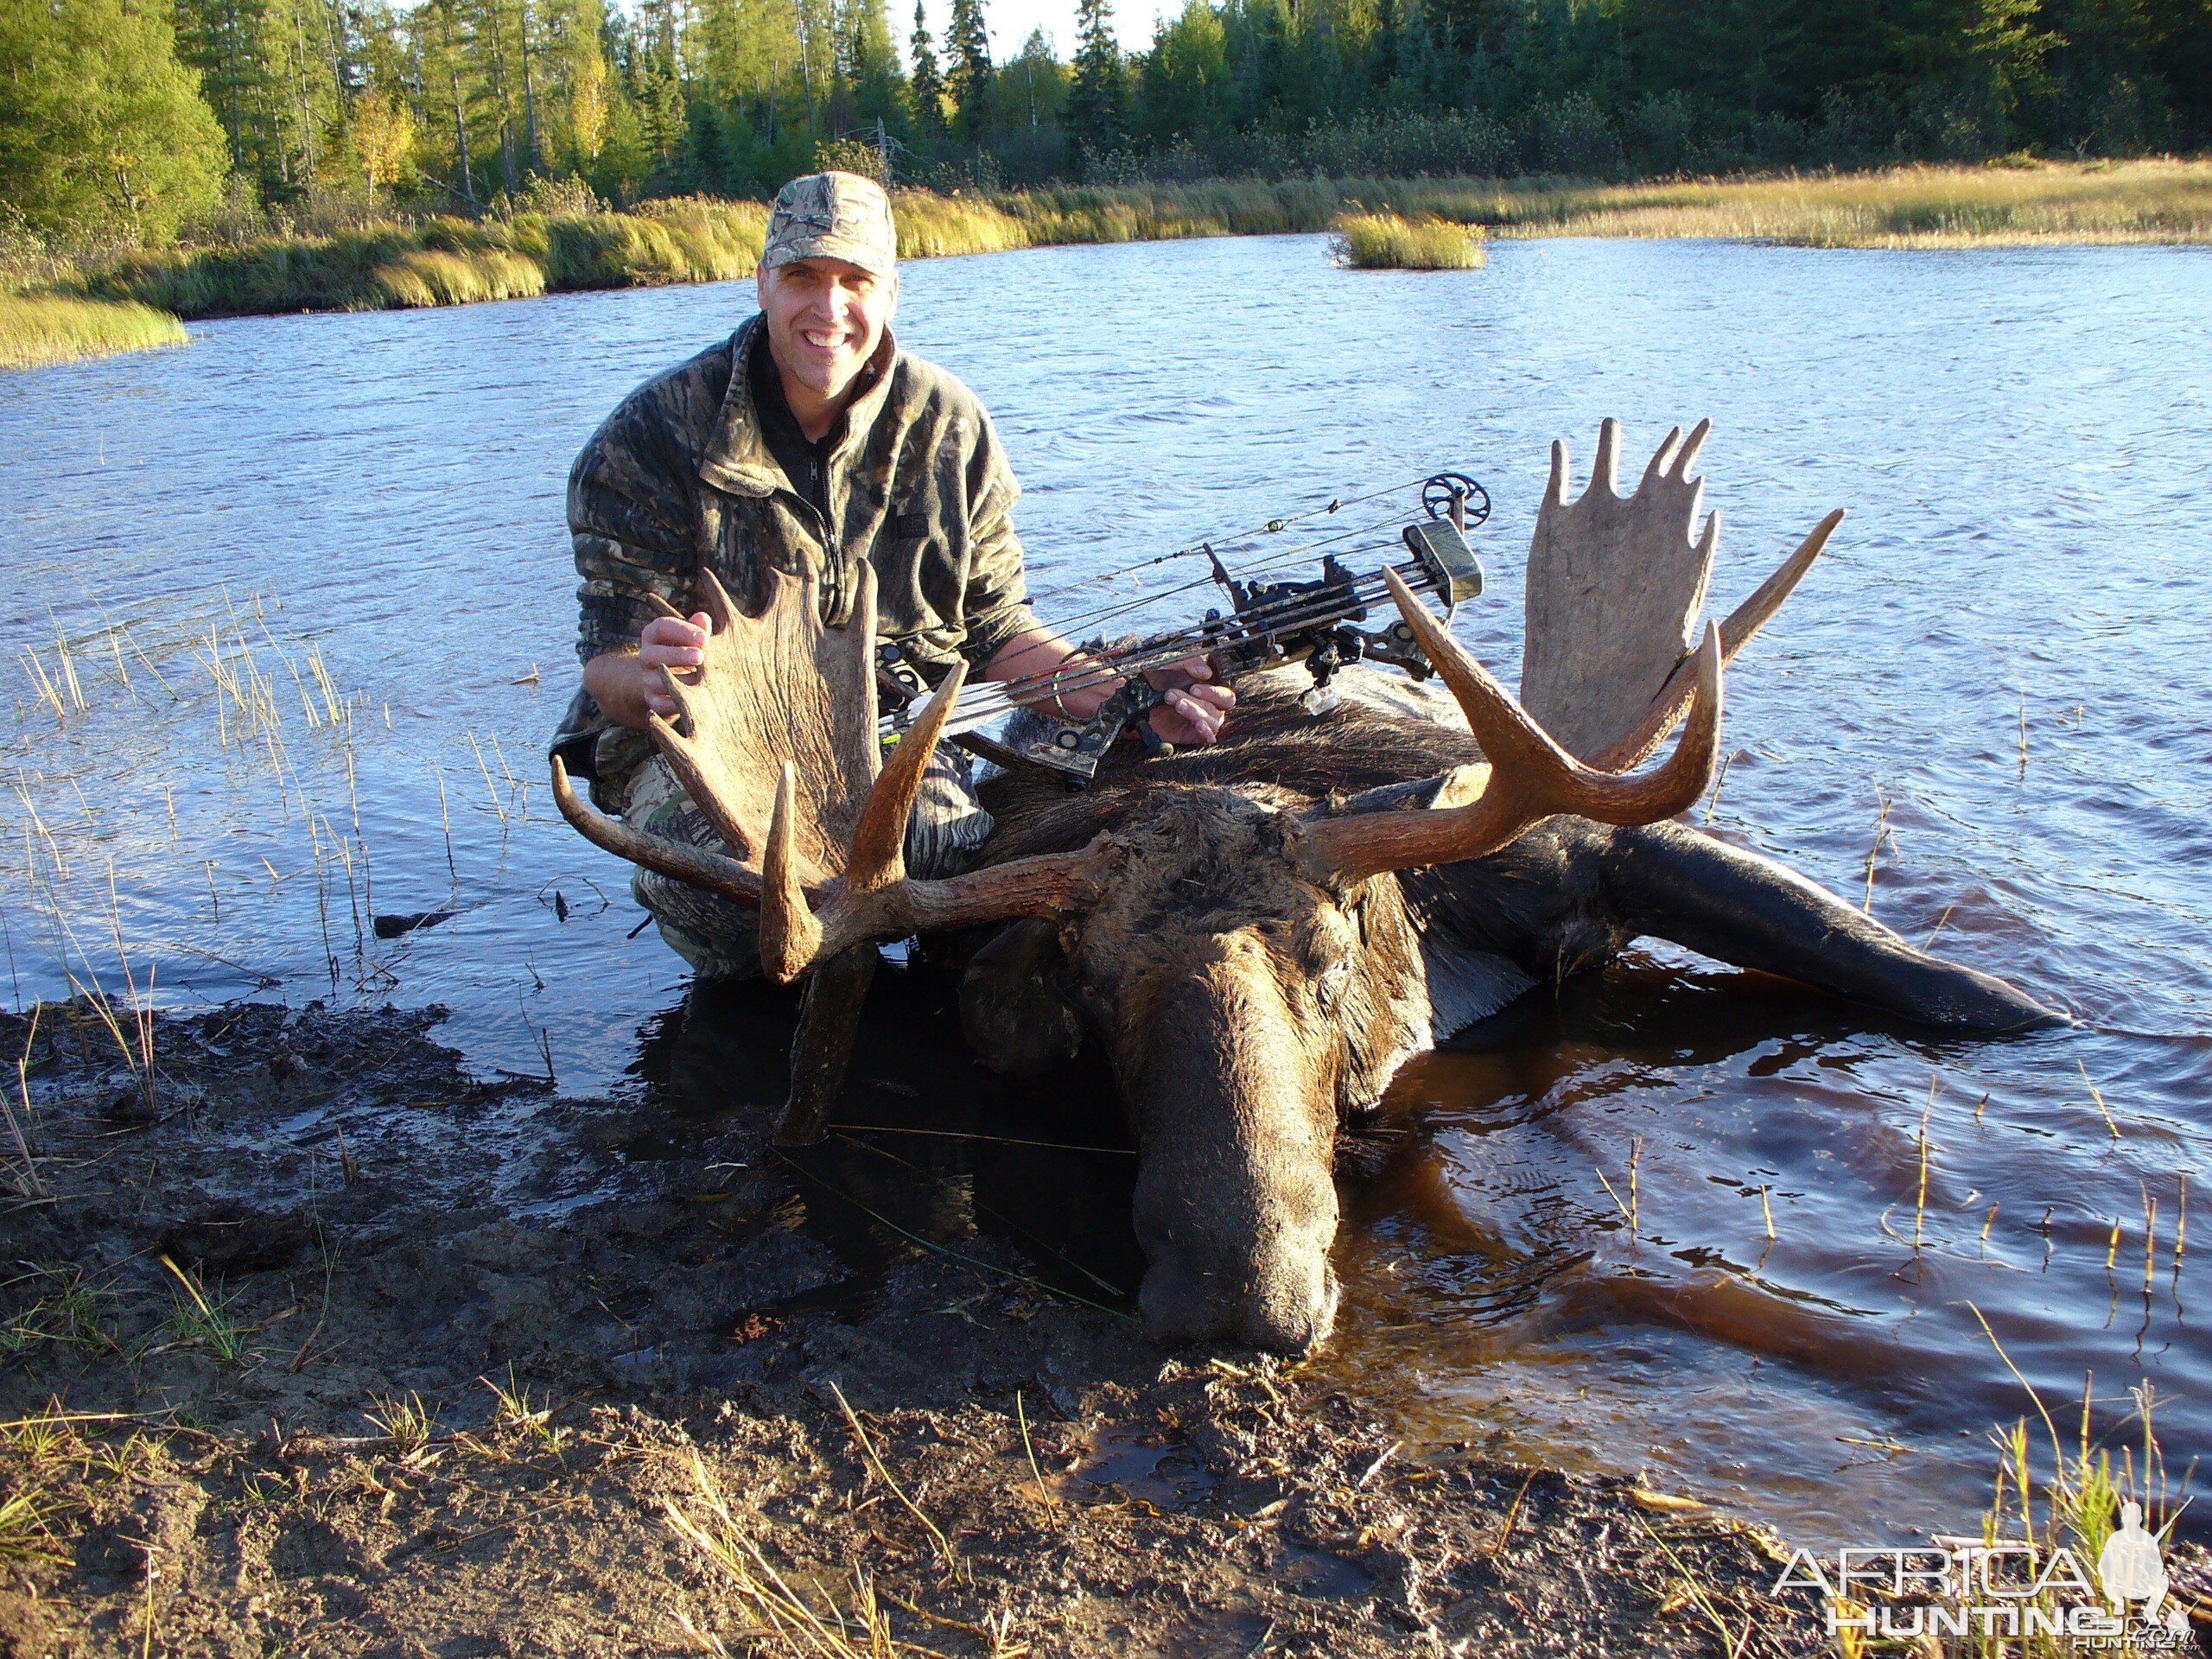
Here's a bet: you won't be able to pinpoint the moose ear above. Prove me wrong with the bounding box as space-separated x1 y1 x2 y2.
1327 764 1491 819
959 918 1085 1077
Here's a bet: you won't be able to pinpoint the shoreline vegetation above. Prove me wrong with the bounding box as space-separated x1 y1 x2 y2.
0 293 188 370
7 158 2209 367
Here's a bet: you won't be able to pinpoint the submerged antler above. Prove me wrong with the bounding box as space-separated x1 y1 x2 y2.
1294 568 1722 887
1522 418 1840 769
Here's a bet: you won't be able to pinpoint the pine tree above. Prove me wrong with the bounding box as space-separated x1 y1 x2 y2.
1065 0 1122 152
908 0 945 135
170 0 279 182
945 0 991 138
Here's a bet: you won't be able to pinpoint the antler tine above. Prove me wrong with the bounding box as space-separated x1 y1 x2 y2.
550 755 767 905
1591 418 1623 499
756 660 970 982
1643 425 1685 488
850 658 969 889
1590 506 1842 772
1670 416 1712 482
1293 576 1724 887
1389 566 1720 819
696 565 743 634
761 763 823 982
1547 439 1571 509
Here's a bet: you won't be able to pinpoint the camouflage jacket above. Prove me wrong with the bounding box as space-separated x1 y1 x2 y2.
552 314 1038 806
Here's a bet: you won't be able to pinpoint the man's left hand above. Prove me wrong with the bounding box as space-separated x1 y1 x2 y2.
1147 657 1236 747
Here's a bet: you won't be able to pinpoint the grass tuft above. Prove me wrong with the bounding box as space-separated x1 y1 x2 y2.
0 1490 60 1562
160 1254 252 1363
663 1448 951 1659
481 1366 566 1452
365 1389 437 1457
2 1268 115 1357
0 294 186 371
1330 210 1488 270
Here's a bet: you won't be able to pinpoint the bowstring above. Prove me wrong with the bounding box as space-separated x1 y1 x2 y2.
1022 468 1442 612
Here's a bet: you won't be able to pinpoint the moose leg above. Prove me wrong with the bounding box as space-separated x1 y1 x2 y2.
1600 821 2064 1033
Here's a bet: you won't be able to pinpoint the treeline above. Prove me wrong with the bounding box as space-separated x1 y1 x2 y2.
2 0 2208 246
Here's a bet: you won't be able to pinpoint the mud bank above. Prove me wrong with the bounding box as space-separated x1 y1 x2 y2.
0 999 2044 1655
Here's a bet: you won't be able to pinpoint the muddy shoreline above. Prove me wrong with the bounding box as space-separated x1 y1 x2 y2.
0 997 2171 1656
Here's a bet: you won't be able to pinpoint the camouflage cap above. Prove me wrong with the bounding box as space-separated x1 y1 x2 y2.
762 171 898 276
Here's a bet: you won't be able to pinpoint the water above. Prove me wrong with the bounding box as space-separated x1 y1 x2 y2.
3 233 2207 1548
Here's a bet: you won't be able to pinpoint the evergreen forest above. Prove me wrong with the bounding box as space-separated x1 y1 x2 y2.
3 0 2209 245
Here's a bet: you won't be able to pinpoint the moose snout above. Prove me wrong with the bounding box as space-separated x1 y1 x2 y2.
1137 1235 1341 1353
1122 940 1347 1354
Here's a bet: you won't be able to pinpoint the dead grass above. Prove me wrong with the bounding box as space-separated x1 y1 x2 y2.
1472 158 2212 246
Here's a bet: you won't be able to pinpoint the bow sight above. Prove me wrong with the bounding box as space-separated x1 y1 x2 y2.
877 470 1491 785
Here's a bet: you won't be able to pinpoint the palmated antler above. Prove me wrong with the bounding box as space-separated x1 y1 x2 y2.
550 556 886 893
1292 568 1722 888
652 560 881 875
550 626 1113 987
1522 419 1840 769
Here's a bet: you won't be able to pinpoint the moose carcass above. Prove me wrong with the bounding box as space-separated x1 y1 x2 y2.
552 421 2061 1354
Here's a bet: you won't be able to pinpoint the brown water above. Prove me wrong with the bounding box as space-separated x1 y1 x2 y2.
3 234 2206 1548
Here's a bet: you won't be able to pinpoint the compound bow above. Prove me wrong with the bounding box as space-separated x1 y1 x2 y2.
874 469 1491 784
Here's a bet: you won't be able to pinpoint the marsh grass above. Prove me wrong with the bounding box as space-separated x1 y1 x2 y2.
0 295 186 371
1474 158 2212 246
79 200 769 321
4 1004 47 1203
1955 1310 2191 1656
19 161 2208 341
1331 211 1488 269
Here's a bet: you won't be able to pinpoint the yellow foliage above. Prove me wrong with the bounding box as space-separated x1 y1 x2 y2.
353 91 415 191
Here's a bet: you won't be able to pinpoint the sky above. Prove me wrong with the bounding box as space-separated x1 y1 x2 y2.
910 0 1178 64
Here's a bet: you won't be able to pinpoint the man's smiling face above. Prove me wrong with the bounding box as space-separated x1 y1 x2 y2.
757 255 897 405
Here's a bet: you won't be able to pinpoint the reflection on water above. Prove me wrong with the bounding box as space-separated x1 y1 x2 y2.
3 234 2208 1546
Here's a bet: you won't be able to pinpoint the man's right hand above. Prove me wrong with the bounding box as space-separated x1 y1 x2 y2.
582 611 714 731
636 612 713 720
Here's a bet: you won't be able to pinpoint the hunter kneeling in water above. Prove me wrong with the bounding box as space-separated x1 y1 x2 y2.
550 169 1234 976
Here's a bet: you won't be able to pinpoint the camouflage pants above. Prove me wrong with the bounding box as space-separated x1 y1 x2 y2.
623 746 994 980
